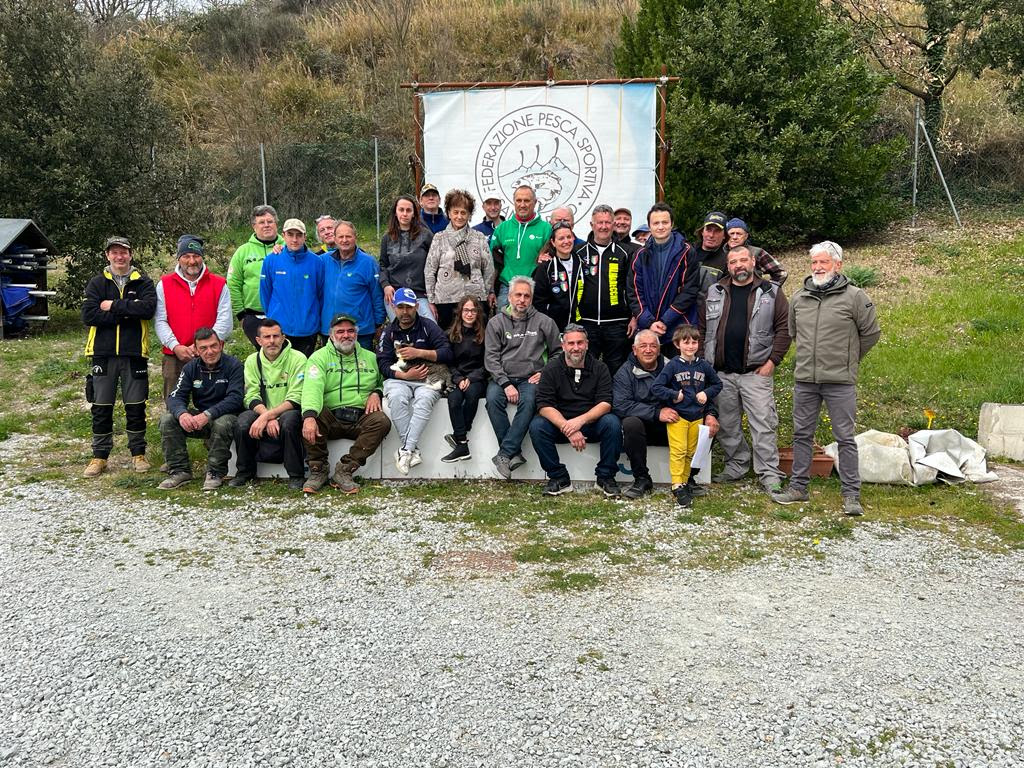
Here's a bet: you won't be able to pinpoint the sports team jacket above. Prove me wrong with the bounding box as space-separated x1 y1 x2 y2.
227 232 284 315
82 267 156 357
574 235 632 323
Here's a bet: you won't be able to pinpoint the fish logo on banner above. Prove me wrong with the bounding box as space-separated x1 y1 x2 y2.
475 105 603 219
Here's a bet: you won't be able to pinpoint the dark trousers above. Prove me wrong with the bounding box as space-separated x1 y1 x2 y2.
580 320 630 376
446 380 485 441
159 410 238 476
162 354 187 400
305 407 391 468
288 334 317 358
528 413 622 481
88 355 148 459
621 415 668 481
240 313 264 349
234 409 305 479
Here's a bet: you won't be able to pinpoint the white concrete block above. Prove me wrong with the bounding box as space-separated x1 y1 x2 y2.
978 403 1024 461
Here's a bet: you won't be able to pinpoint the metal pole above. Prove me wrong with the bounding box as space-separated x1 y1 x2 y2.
918 116 962 228
911 102 920 228
658 65 669 201
374 136 381 241
259 142 268 206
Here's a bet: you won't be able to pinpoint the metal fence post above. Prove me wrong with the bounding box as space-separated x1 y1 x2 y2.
911 102 920 228
259 143 268 206
918 114 962 228
374 137 381 241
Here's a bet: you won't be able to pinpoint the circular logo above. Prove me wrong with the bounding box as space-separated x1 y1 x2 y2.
475 105 603 220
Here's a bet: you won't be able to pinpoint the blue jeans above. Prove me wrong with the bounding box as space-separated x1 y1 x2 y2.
528 413 623 481
485 379 537 458
495 283 509 312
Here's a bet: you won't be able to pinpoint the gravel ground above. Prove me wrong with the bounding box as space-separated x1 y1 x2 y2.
1 434 1022 768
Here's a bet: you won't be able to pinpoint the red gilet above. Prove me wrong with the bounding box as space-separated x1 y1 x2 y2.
160 270 226 354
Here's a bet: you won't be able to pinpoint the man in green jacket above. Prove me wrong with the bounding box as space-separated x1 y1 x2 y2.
227 204 284 347
772 241 880 516
300 313 391 494
230 318 308 490
490 185 552 310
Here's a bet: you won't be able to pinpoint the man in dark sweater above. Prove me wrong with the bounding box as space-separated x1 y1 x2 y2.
528 324 622 497
159 327 245 491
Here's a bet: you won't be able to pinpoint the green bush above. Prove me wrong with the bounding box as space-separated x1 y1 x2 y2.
616 0 906 245
844 265 879 288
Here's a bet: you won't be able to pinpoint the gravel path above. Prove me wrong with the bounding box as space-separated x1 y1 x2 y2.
1 440 1022 767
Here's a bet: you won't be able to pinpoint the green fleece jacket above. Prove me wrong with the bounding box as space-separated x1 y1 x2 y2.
301 343 383 418
227 232 285 314
789 274 881 385
243 343 307 411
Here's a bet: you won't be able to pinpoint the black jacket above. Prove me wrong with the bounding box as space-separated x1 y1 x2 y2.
166 353 245 420
82 268 156 357
536 352 612 421
449 329 486 385
532 252 583 331
574 235 632 323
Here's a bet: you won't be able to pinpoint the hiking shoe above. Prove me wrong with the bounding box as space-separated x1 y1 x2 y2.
202 472 223 491
395 450 412 476
158 472 193 490
686 479 708 497
509 454 527 471
331 463 359 494
771 486 809 505
131 455 151 473
83 458 107 478
596 477 621 497
713 470 746 483
444 433 458 449
543 476 573 496
843 497 865 517
228 474 254 488
622 476 654 500
409 449 423 467
491 453 512 480
287 477 305 491
673 484 692 508
159 462 169 473
303 463 329 493
441 443 471 463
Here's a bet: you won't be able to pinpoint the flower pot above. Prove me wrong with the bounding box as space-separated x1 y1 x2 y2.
778 446 834 477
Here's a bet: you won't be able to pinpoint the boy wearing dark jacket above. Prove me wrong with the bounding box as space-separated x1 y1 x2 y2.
652 325 723 507
159 328 244 491
81 236 157 478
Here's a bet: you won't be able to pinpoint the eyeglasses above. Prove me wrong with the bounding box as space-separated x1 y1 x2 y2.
461 307 479 314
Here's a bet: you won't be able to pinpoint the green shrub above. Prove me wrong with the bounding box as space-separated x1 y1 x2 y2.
844 265 880 288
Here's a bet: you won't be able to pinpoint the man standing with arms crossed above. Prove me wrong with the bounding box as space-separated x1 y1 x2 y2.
772 241 880 516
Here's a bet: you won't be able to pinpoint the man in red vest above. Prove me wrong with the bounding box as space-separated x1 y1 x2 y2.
155 235 233 399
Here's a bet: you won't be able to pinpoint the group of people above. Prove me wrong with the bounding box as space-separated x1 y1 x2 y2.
81 185 879 513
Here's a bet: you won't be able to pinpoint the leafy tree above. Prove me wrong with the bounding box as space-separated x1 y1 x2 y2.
971 1 1024 113
0 0 197 306
617 0 905 245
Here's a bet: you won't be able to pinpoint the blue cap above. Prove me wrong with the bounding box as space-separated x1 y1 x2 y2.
631 224 650 237
393 287 417 306
726 218 748 232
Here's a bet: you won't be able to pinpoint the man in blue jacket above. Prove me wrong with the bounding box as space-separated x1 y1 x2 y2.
320 220 385 350
159 328 245 491
259 218 325 357
419 184 449 234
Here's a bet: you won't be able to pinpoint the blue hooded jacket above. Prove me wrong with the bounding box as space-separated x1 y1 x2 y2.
421 210 449 234
628 231 701 335
320 247 386 336
259 245 325 337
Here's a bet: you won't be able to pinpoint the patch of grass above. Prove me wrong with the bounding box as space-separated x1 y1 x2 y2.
844 264 879 288
515 539 611 563
540 570 601 592
577 649 610 670
343 503 377 516
324 530 355 542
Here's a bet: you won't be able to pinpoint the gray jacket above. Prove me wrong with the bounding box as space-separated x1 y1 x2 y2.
701 276 790 371
789 274 880 384
484 305 561 387
424 225 495 305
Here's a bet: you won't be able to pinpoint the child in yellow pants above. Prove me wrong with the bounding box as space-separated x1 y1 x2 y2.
651 325 723 506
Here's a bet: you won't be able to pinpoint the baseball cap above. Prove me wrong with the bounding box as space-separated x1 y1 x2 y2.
613 207 632 217
329 312 358 328
393 287 418 306
176 235 204 258
702 211 728 230
420 183 439 196
631 224 650 237
104 236 132 251
282 218 306 234
483 195 501 203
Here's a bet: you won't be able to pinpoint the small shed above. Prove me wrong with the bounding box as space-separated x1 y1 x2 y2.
0 219 57 339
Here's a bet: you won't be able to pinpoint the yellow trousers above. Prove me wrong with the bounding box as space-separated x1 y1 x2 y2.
667 417 702 486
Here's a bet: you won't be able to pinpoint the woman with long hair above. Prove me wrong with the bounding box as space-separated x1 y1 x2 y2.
425 189 495 329
440 295 488 463
379 194 434 321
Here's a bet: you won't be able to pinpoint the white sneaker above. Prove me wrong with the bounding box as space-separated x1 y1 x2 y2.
409 449 423 467
396 450 412 476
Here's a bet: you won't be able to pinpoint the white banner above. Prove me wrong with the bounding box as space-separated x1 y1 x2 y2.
421 84 658 235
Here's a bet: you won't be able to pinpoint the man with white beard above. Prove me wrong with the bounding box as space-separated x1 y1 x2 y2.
300 314 391 494
771 241 880 516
